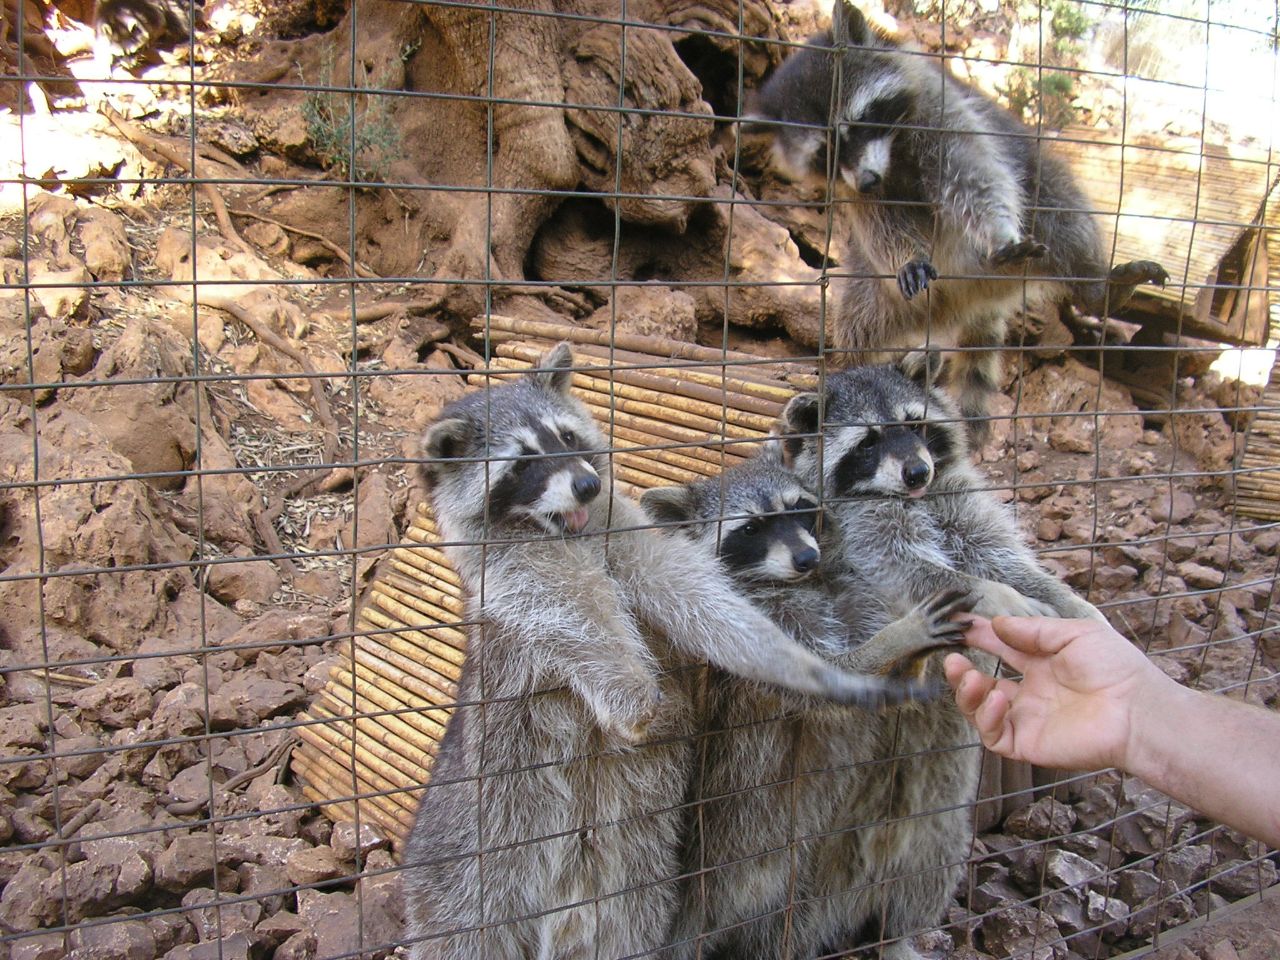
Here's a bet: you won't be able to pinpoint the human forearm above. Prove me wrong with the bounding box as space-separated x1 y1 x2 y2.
1125 679 1280 849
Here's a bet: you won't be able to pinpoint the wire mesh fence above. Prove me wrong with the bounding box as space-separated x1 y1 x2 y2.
1 0 1278 957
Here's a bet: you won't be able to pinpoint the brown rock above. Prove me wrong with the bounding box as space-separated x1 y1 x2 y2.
215 673 306 724
1177 561 1222 590
330 821 390 862
272 932 316 960
1019 358 1143 450
1150 488 1198 524
1036 518 1062 541
11 933 69 960
1005 796 1077 840
206 558 282 606
1210 857 1278 899
0 858 57 930
30 262 92 319
237 861 292 917
978 903 1065 960
296 883 401 960
160 931 263 960
77 208 132 283
68 920 158 960
155 835 241 893
286 847 347 887
1043 849 1103 891
72 678 154 728
181 888 262 940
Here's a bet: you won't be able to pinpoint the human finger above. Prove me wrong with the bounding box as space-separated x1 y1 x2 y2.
961 616 1032 673
952 667 998 719
990 615 1083 658
943 652 975 690
971 686 1013 752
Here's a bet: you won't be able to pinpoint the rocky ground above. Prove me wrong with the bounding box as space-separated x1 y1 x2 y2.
1 0 1278 957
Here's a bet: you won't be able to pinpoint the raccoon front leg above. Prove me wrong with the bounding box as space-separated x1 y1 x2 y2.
610 499 918 708
484 580 663 743
1074 259 1169 317
951 312 1009 437
836 589 974 680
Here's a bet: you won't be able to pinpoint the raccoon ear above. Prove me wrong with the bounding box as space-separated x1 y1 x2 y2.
781 391 822 435
832 0 869 46
529 341 575 395
420 417 470 469
758 434 787 465
899 349 946 388
640 486 696 527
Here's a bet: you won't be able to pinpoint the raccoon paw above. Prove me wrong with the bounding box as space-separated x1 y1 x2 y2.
972 581 1058 619
1109 259 1169 287
921 587 978 642
897 258 938 300
988 238 1048 267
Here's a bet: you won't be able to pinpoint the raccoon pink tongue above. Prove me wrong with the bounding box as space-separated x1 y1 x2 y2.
564 507 590 533
908 487 928 499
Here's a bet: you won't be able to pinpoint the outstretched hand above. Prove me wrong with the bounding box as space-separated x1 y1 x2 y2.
943 615 1171 772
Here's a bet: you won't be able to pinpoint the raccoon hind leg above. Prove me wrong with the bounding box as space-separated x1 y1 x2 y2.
948 313 1009 443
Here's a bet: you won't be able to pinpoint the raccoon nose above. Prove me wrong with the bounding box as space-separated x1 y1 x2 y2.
856 170 882 192
793 546 819 573
902 460 931 490
572 472 601 504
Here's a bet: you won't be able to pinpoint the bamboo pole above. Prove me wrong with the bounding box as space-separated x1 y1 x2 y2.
472 314 768 366
496 342 788 417
292 750 413 838
299 716 420 820
361 598 469 655
317 682 443 763
329 665 451 742
556 343 803 397
352 644 459 714
354 633 462 702
310 701 430 786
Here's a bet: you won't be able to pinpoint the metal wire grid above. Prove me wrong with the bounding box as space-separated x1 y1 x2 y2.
1 0 1278 957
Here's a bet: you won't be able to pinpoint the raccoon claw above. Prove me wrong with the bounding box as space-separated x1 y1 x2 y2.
988 238 1048 267
1109 259 1169 287
897 259 937 300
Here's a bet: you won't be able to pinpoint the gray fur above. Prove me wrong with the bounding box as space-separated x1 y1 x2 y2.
641 458 974 960
777 360 1102 959
402 344 929 959
751 0 1167 426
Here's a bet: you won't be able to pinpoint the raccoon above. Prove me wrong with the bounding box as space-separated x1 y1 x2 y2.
777 357 1102 959
641 455 975 960
749 0 1167 427
401 343 921 960
94 0 201 60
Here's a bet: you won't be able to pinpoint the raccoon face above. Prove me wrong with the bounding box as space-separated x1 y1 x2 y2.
420 343 606 536
642 460 823 584
835 87 913 194
780 358 965 501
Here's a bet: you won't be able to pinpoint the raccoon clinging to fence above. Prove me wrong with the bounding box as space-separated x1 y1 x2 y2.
401 343 923 960
749 0 1168 428
777 356 1103 958
642 454 976 959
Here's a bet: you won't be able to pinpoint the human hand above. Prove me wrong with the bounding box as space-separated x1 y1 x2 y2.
943 615 1173 772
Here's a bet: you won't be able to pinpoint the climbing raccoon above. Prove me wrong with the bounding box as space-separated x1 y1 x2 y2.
642 454 975 960
749 0 1167 428
401 343 921 960
776 356 1102 959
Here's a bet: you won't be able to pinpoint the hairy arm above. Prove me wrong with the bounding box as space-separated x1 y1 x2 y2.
945 615 1280 847
607 496 912 707
480 554 662 744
